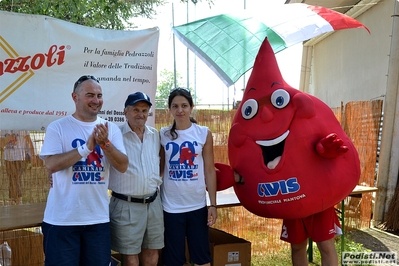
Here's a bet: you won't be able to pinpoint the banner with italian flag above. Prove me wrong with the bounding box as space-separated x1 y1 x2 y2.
173 3 369 87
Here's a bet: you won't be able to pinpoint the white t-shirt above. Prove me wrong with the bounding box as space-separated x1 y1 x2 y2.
160 123 208 213
40 115 126 225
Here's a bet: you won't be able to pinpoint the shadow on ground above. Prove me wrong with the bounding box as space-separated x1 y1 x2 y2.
347 228 399 252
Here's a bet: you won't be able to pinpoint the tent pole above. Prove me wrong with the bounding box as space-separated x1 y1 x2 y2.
186 1 190 90
172 3 177 88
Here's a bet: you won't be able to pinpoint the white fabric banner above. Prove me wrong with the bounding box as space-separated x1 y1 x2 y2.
0 11 159 130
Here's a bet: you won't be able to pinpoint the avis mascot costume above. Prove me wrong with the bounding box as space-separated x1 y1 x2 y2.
216 38 361 219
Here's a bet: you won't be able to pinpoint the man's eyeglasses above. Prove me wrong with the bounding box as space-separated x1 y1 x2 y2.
170 87 191 95
73 75 100 92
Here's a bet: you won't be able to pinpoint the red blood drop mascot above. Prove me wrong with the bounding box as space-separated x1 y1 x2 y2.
216 38 361 219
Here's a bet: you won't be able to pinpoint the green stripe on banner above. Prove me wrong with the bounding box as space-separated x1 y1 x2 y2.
174 13 287 86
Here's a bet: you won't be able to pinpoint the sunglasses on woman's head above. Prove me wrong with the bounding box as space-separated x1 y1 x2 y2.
170 87 191 95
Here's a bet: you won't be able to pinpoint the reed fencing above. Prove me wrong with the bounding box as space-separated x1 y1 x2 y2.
0 99 383 261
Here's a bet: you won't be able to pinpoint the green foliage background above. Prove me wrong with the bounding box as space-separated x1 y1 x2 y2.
0 0 214 30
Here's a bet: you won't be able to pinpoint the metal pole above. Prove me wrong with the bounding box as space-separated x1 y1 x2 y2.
240 0 247 110
172 3 177 88
193 2 197 105
186 1 190 89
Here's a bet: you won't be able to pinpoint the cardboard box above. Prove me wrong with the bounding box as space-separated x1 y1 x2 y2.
209 228 251 266
111 253 122 266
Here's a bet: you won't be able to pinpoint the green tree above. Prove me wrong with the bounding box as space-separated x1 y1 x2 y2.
0 0 164 29
0 0 214 30
156 69 199 109
156 69 184 109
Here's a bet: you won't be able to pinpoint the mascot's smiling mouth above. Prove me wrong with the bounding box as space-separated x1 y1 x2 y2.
255 130 289 169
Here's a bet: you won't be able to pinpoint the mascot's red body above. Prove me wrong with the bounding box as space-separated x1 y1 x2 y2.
216 38 360 219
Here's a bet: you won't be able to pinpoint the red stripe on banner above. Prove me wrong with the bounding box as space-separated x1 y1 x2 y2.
307 5 370 33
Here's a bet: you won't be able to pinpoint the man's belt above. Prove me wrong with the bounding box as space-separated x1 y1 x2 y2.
111 190 157 204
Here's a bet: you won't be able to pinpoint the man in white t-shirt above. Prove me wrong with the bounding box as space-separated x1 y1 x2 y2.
40 75 128 266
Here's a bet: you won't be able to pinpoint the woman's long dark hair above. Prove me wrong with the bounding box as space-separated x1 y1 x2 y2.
165 87 197 140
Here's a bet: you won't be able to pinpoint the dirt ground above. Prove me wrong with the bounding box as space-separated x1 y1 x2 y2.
348 227 399 253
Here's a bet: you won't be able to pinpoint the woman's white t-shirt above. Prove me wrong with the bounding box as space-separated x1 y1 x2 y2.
160 123 208 213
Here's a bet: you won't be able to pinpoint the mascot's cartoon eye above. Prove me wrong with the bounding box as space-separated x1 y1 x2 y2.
271 89 290 109
241 99 258 120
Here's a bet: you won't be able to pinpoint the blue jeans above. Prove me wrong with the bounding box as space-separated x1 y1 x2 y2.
42 222 111 266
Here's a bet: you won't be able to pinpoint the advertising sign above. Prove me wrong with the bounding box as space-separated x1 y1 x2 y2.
0 11 159 130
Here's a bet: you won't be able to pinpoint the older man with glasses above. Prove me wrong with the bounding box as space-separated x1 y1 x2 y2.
40 75 128 266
